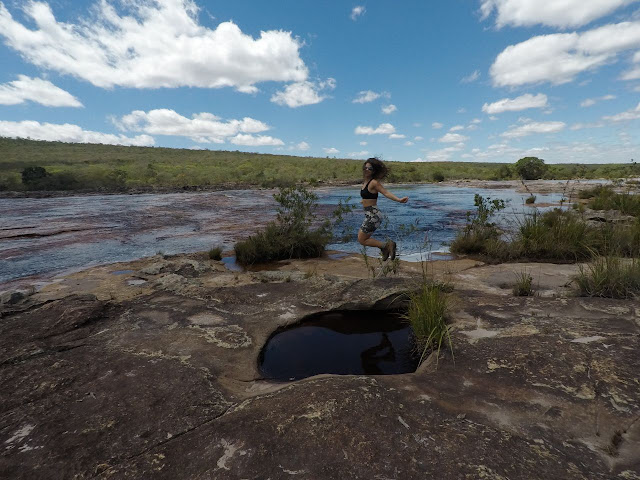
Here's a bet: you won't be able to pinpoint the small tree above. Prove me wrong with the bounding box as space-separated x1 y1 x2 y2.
514 157 548 180
21 166 49 186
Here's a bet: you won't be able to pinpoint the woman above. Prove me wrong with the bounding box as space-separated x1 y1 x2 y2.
358 157 408 260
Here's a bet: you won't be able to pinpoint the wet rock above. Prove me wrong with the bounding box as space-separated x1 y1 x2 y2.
583 208 637 225
0 285 36 306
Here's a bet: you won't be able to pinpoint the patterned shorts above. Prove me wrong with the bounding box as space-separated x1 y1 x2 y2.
360 206 382 234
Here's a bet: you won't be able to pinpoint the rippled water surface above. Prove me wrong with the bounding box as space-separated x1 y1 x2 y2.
1 184 567 287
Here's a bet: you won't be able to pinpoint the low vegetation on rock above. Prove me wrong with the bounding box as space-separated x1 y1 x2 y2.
512 270 534 296
1 137 639 193
574 256 640 299
234 186 355 265
208 246 223 261
452 194 640 263
404 282 453 365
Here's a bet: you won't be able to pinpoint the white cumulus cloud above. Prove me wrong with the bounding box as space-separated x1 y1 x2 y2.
431 122 444 129
355 123 396 135
449 125 465 131
480 0 638 29
352 90 389 104
114 109 281 145
501 121 566 138
439 133 469 143
230 134 283 146
323 147 339 154
348 150 370 157
482 93 549 114
0 1 308 92
580 94 616 107
382 104 397 114
389 133 406 139
271 78 336 108
490 21 640 87
294 141 310 151
351 6 366 21
602 102 640 121
0 75 82 107
0 120 153 146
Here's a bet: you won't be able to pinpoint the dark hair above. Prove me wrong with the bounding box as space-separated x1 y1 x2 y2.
363 157 389 180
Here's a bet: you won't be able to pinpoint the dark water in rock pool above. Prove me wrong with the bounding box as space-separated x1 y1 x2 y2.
259 310 419 380
0 184 566 287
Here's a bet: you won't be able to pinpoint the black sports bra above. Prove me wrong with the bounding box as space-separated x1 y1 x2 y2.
360 179 378 199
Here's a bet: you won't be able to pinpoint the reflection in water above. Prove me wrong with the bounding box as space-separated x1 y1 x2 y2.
360 333 396 375
259 310 418 381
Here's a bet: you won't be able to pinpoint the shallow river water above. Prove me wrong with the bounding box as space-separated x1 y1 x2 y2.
0 184 567 288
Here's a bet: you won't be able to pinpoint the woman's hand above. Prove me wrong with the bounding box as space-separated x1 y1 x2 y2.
398 197 409 203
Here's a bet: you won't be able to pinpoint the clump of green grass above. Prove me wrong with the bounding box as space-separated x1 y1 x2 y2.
512 270 534 296
513 209 600 261
453 198 640 263
404 283 453 365
525 195 536 204
578 185 610 199
208 246 223 260
574 256 640 299
585 186 640 217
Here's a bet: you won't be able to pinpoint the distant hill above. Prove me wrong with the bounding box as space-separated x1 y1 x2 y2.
0 137 636 193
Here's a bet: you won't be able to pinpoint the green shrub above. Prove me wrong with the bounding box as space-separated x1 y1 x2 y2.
235 223 328 264
432 171 445 182
208 246 223 260
20 166 79 190
574 256 640 299
0 172 22 191
514 209 599 261
404 282 452 364
512 270 534 296
451 194 505 255
514 157 548 180
525 195 536 204
496 164 512 180
588 188 640 217
235 185 331 265
21 166 48 185
578 185 609 199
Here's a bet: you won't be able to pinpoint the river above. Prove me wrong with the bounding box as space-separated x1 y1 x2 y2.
1 183 568 289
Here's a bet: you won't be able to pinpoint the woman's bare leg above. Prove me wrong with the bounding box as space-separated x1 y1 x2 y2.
358 230 386 249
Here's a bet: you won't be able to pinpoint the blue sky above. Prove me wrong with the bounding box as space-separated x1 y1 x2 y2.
0 0 639 163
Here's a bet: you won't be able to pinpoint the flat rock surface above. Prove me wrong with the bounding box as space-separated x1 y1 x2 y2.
1 254 639 479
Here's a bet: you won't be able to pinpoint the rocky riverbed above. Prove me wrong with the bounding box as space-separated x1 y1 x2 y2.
1 253 639 479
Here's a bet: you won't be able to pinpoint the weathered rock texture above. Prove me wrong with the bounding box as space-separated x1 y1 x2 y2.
1 254 639 479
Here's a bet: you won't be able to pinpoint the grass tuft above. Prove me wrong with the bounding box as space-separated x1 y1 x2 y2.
208 246 223 261
404 282 453 365
512 270 534 296
574 256 640 299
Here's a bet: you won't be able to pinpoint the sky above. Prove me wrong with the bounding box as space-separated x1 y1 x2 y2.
0 0 639 164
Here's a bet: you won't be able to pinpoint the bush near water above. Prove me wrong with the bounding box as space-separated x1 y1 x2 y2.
234 185 347 265
451 194 640 262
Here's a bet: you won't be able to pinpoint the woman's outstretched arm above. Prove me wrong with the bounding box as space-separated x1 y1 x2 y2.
371 180 408 203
